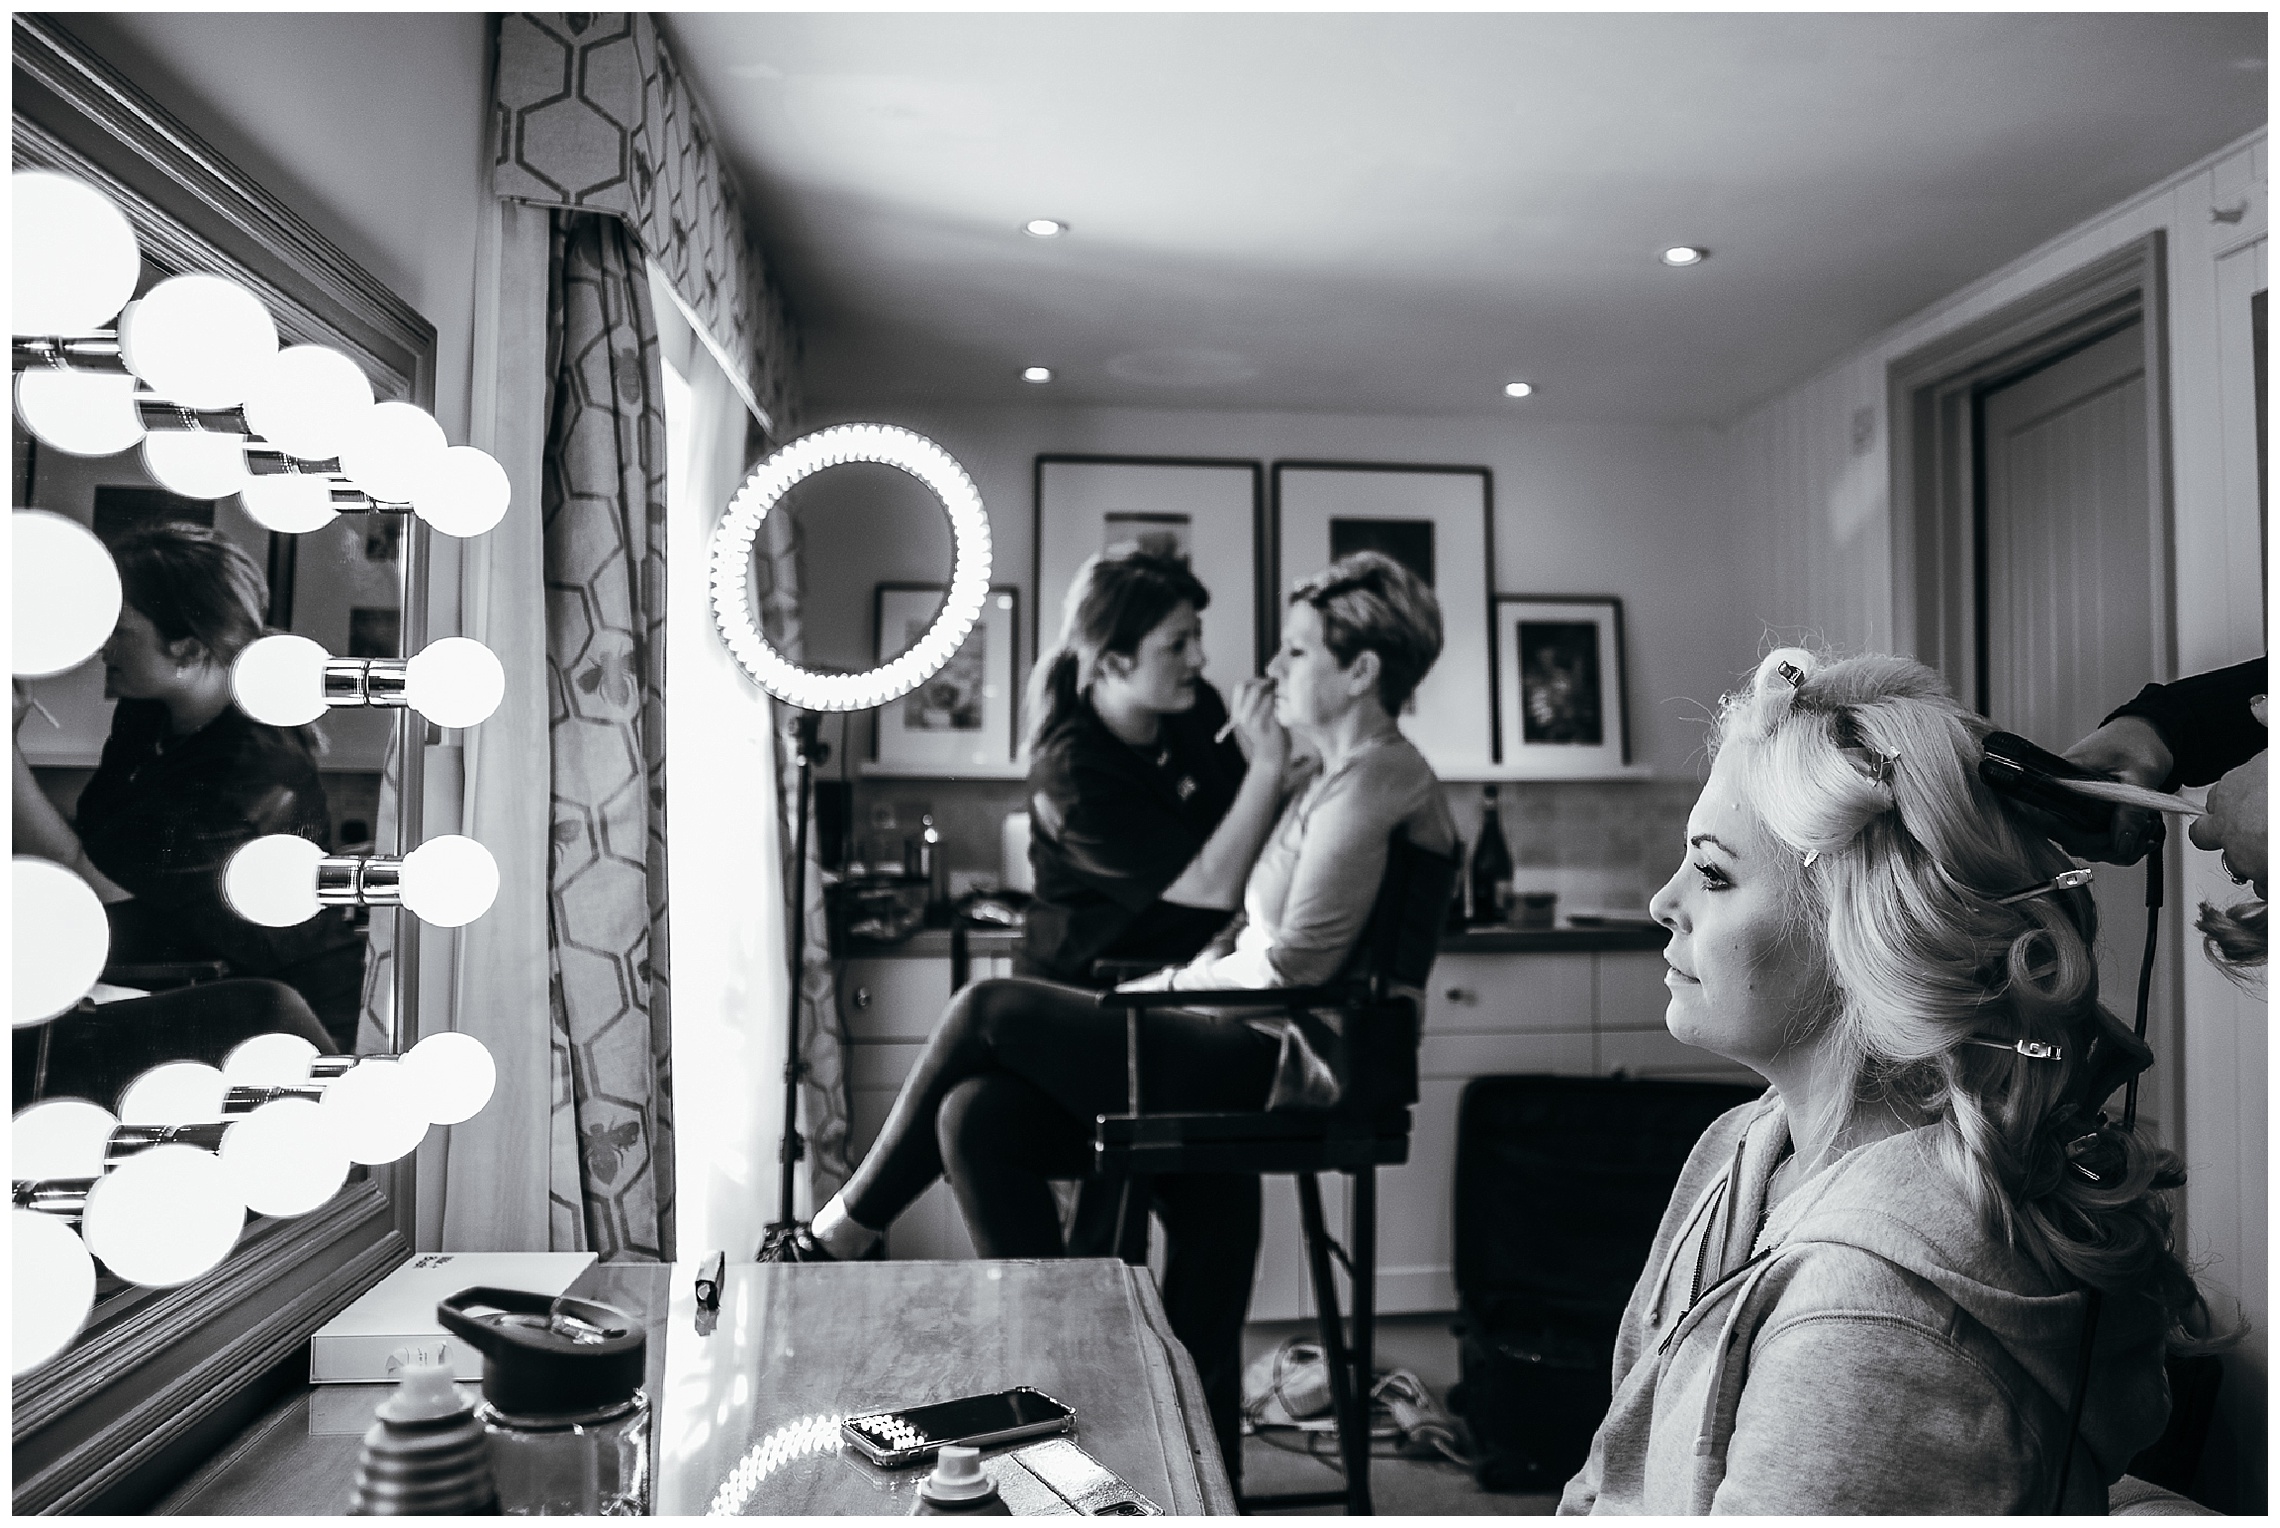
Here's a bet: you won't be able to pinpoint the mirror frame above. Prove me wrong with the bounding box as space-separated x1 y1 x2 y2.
12 14 428 1511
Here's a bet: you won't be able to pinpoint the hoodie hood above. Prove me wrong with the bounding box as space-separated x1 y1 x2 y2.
1739 1096 2172 1487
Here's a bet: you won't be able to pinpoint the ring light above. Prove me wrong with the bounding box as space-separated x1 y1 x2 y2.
709 424 992 711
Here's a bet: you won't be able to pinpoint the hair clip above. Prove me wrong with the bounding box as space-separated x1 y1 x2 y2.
1775 661 1806 689
2061 1112 2125 1187
1965 1035 2064 1061
1995 867 2094 905
1802 849 1820 869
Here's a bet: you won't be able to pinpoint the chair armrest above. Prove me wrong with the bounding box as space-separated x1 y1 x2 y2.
1093 985 1346 1010
101 959 231 990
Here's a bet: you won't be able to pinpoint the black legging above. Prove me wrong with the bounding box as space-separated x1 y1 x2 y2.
842 976 1280 1481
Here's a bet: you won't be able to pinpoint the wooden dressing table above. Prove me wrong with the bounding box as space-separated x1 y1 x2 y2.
158 1259 1236 1515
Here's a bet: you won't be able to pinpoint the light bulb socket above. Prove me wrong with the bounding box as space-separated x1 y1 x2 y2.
244 443 342 476
134 397 251 435
328 485 415 516
105 1122 229 1164
11 1179 93 1218
12 334 130 375
223 1083 325 1113
321 657 409 709
316 855 404 908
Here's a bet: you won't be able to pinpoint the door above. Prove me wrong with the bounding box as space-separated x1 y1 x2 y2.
1976 317 2173 1134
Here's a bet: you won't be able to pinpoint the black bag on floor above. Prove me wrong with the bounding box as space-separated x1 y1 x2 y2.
1446 1073 1762 1494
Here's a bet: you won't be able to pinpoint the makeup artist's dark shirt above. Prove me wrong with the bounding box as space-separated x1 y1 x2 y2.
1021 682 1248 986
2104 656 2266 788
75 699 364 1020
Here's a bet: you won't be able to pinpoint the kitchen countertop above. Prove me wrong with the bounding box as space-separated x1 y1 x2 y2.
843 921 1666 960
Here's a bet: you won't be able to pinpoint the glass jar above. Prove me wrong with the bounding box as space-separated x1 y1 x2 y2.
479 1393 650 1516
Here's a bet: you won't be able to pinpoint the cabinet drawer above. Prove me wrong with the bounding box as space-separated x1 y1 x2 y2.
1596 952 1673 1031
1597 1027 1761 1086
1424 953 1592 1034
1421 1031 1594 1079
840 958 953 1041
848 1040 924 1092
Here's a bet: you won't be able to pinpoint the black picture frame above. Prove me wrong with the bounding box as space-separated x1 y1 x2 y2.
1032 454 1269 690
1270 461 1500 770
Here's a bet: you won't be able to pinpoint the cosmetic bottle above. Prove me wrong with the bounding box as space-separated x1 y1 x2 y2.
912 1445 1012 1515
347 1358 499 1515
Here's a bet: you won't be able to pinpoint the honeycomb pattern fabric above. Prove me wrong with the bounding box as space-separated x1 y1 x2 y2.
493 12 802 435
541 212 675 1260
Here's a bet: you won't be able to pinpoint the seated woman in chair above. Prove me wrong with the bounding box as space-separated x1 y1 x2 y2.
1561 650 2210 1515
809 551 1458 1477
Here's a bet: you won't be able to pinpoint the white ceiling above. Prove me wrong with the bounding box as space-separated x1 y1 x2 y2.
664 12 2266 426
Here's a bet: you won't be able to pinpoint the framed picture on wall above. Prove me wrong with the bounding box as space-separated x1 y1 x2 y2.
872 583 1021 771
1494 594 1631 776
1034 455 1266 693
1271 462 1498 772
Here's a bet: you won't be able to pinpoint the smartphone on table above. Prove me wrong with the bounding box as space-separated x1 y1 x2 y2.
841 1385 1076 1468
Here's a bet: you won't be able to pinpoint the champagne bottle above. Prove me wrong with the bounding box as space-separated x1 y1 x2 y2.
1470 785 1515 926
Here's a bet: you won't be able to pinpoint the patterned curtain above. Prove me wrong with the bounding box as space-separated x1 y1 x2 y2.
540 212 674 1260
494 12 801 434
746 463 851 1205
489 13 842 1231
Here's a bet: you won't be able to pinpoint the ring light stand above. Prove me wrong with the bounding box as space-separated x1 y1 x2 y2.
709 424 992 1262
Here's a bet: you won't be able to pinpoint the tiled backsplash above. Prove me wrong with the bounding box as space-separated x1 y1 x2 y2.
846 772 1705 921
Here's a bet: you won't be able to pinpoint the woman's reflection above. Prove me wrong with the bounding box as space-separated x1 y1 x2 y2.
12 523 366 1064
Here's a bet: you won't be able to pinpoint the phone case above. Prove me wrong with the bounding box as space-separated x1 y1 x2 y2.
840 1385 1076 1468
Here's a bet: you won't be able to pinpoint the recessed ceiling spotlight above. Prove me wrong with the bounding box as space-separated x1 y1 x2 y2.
1660 245 1709 267
1023 219 1066 239
1021 366 1053 384
1503 381 1534 399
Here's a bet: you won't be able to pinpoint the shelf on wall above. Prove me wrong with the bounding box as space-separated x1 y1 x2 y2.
857 761 1029 781
1442 764 1661 783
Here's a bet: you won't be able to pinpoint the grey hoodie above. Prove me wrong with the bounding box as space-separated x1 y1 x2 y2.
1559 1092 2173 1514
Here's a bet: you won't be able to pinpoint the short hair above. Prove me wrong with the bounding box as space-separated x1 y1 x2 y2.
1288 551 1442 714
109 522 270 666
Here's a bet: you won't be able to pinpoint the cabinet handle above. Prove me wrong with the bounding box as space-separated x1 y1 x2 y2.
1443 987 1477 1005
850 985 872 1011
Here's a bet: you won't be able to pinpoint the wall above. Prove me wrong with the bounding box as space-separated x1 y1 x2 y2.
791 403 1742 916
1729 130 2268 1511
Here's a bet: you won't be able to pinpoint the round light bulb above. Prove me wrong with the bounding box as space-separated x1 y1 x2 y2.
1022 219 1066 238
14 368 145 457
319 1059 429 1165
13 1210 97 1376
394 839 497 935
241 345 374 461
80 1143 246 1288
223 834 324 927
220 1031 319 1088
12 171 141 336
142 428 251 500
403 1032 497 1126
13 858 109 1026
409 445 511 537
1659 245 1708 268
115 274 278 409
11 1099 121 1180
219 1099 349 1217
12 511 122 678
1021 366 1052 384
403 638 504 728
397 836 499 928
117 1060 228 1125
231 634 329 726
1503 381 1534 399
337 400 447 504
239 472 340 534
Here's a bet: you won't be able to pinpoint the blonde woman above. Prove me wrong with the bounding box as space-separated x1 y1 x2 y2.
1562 650 2207 1514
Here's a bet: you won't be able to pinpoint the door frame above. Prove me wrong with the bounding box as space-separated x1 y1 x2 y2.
1887 232 2176 711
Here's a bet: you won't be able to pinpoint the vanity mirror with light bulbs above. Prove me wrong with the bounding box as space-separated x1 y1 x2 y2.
11 16 444 1512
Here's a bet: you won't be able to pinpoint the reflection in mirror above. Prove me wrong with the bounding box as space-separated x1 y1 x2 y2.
11 15 439 1510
